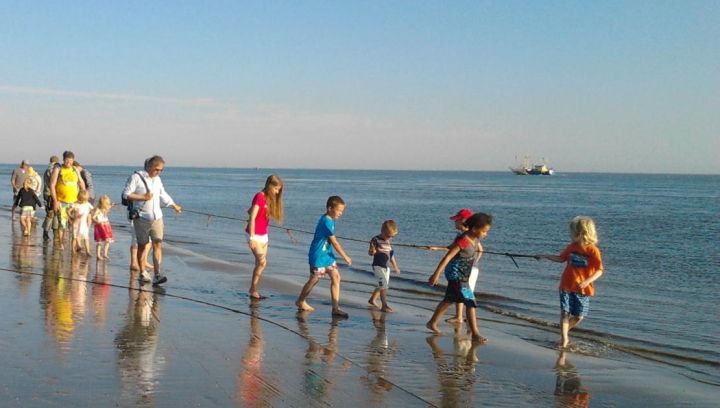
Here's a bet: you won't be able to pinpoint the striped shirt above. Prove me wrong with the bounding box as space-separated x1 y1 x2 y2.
370 235 394 267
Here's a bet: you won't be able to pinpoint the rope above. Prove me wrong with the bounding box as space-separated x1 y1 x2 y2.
181 209 535 268
0 265 436 407
0 204 534 268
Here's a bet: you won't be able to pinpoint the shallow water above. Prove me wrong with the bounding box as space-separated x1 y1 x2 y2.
1 164 718 400
1 218 718 406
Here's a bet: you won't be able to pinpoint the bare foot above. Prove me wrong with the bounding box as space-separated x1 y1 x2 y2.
249 293 268 300
380 306 394 313
295 300 315 312
130 264 141 271
426 321 442 334
445 316 463 324
332 309 349 318
368 299 379 308
472 334 488 344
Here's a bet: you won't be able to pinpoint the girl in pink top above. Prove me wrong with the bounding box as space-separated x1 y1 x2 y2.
246 175 284 300
92 195 115 260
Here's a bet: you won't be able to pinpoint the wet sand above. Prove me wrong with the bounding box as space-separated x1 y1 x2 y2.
0 214 716 407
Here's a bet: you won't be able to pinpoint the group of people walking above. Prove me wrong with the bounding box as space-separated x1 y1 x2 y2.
10 153 96 240
241 175 604 348
9 154 604 348
10 153 180 286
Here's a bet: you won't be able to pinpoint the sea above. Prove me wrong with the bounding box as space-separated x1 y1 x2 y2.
3 164 718 387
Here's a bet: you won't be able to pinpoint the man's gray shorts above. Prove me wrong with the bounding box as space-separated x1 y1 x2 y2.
134 218 164 246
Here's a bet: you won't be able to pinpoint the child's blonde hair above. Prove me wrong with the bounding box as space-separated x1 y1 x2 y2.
77 190 89 203
570 216 598 245
381 220 398 235
23 178 33 189
97 195 112 211
263 174 284 224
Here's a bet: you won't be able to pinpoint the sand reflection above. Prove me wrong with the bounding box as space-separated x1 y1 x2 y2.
70 254 90 320
10 222 35 292
554 351 590 408
39 247 91 351
235 305 283 407
91 260 111 327
114 272 165 407
296 312 352 402
426 328 481 407
361 309 398 402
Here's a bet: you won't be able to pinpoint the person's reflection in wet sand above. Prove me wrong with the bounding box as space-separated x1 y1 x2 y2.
115 271 165 407
361 309 398 402
425 327 481 407
235 302 276 407
39 246 76 350
91 260 111 327
296 311 326 400
11 221 35 293
296 311 352 402
554 351 590 408
69 253 89 321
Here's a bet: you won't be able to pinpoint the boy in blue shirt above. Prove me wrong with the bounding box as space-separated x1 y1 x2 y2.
296 196 353 317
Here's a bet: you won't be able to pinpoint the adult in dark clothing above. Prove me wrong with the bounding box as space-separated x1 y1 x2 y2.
41 156 60 241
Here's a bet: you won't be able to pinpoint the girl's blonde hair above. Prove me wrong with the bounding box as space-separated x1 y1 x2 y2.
97 195 112 211
263 174 284 224
570 216 598 245
77 190 89 202
23 178 34 189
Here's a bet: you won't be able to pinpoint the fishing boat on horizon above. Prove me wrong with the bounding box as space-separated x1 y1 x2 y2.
509 156 555 175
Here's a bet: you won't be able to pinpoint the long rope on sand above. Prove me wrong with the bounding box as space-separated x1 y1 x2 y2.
0 265 437 407
182 209 536 268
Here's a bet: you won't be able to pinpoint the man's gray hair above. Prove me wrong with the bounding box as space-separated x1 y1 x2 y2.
144 155 165 171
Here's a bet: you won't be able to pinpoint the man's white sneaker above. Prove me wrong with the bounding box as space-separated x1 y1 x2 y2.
138 270 152 283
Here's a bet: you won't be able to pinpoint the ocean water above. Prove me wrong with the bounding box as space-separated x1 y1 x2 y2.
3 164 718 386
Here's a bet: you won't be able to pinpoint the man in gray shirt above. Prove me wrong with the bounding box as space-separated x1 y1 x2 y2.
10 160 30 219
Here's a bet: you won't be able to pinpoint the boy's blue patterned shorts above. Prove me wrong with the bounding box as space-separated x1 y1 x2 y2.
560 290 590 317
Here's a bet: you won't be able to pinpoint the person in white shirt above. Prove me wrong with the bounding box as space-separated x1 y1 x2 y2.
122 155 182 286
10 160 30 219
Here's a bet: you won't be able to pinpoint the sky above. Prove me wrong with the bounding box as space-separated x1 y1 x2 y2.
1 1 718 174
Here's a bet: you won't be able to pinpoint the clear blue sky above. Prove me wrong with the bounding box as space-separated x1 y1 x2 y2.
1 1 718 173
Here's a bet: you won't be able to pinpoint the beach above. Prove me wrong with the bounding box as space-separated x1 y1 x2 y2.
2 0 718 404
1 202 717 407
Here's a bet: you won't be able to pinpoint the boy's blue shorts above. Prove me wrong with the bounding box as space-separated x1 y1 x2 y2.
559 290 590 317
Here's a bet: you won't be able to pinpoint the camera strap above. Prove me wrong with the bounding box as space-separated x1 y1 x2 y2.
129 171 151 212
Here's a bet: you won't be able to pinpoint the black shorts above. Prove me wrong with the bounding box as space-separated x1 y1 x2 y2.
443 280 477 307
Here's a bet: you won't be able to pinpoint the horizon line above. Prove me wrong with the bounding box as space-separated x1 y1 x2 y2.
0 162 716 177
